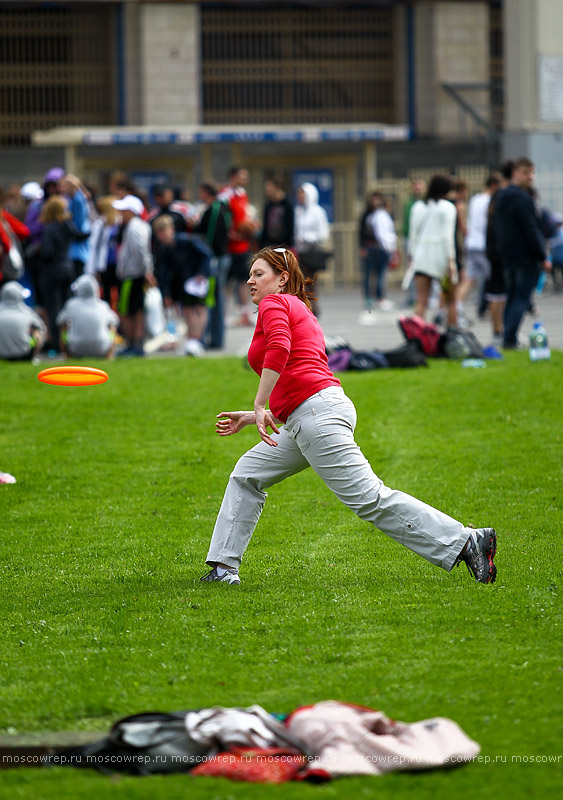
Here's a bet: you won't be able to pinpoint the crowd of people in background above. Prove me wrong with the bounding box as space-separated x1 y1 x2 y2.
0 165 335 361
361 157 558 350
0 156 559 362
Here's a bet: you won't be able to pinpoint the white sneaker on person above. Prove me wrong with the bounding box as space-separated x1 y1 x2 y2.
184 338 205 357
378 299 394 311
200 567 241 585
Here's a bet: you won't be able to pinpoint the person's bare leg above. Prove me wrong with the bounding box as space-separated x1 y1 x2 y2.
490 299 505 336
235 281 253 326
123 310 145 351
184 305 209 341
105 330 116 360
120 316 133 345
457 275 475 306
132 310 144 341
414 274 431 318
30 327 44 360
445 288 457 327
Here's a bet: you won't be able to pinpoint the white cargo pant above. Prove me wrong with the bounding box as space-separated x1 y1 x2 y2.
206 387 469 571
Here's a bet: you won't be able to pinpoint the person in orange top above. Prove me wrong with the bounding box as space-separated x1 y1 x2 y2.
201 246 498 586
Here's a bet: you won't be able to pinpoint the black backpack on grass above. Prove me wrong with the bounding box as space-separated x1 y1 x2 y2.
383 340 428 368
49 711 211 775
439 327 484 360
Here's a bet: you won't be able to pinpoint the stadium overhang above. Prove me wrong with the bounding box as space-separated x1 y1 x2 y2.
33 123 411 148
32 122 411 189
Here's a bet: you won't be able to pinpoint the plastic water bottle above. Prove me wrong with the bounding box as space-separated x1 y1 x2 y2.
165 308 177 344
529 322 551 362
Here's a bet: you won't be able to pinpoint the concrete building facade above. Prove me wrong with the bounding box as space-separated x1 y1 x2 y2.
124 1 201 127
503 0 563 164
1 0 563 211
2 0 563 283
0 0 506 182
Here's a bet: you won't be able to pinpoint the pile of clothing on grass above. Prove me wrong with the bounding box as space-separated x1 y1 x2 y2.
325 315 502 373
48 700 480 782
325 334 428 372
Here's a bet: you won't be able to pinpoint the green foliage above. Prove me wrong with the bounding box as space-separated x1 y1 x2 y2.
0 354 562 799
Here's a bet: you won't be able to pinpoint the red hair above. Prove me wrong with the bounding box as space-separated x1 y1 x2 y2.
250 247 316 310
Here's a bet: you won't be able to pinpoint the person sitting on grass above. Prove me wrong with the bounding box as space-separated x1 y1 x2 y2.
201 246 498 586
0 280 45 361
56 274 119 359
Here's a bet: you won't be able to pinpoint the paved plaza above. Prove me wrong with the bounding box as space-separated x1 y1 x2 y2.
218 283 563 358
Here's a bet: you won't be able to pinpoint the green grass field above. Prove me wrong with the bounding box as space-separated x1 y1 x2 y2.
1 353 562 799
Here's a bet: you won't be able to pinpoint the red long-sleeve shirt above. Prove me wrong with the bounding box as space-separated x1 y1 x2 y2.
218 186 250 255
0 210 30 253
247 293 340 423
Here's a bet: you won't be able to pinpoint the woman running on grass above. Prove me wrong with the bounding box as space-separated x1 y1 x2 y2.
201 246 497 586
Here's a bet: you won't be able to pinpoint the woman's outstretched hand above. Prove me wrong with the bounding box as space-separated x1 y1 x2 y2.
254 406 280 447
215 411 255 437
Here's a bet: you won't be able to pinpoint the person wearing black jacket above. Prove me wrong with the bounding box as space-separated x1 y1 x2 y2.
493 157 546 349
197 183 230 257
148 184 190 234
259 178 294 248
39 194 89 352
484 161 513 344
153 215 213 356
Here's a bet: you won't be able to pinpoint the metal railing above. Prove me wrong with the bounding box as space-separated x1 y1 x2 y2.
0 6 116 147
201 4 396 125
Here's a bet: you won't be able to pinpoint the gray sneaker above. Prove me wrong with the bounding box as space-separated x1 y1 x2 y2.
200 566 241 585
457 528 497 584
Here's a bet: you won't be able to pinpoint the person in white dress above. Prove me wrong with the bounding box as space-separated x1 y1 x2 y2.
408 175 458 326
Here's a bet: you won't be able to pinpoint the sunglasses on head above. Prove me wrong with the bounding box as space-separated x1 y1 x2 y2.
272 247 290 270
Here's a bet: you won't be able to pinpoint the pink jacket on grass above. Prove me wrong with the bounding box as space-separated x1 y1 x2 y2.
285 701 480 779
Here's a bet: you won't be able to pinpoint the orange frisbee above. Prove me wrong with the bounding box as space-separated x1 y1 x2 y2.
38 366 109 387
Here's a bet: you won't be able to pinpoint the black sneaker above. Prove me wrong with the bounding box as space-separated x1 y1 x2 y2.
200 566 241 585
458 528 497 584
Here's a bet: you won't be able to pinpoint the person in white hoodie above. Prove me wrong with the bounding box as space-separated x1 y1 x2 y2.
294 182 330 315
0 281 45 360
56 274 119 358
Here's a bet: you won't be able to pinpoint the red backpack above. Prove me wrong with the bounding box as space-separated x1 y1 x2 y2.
398 315 442 357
